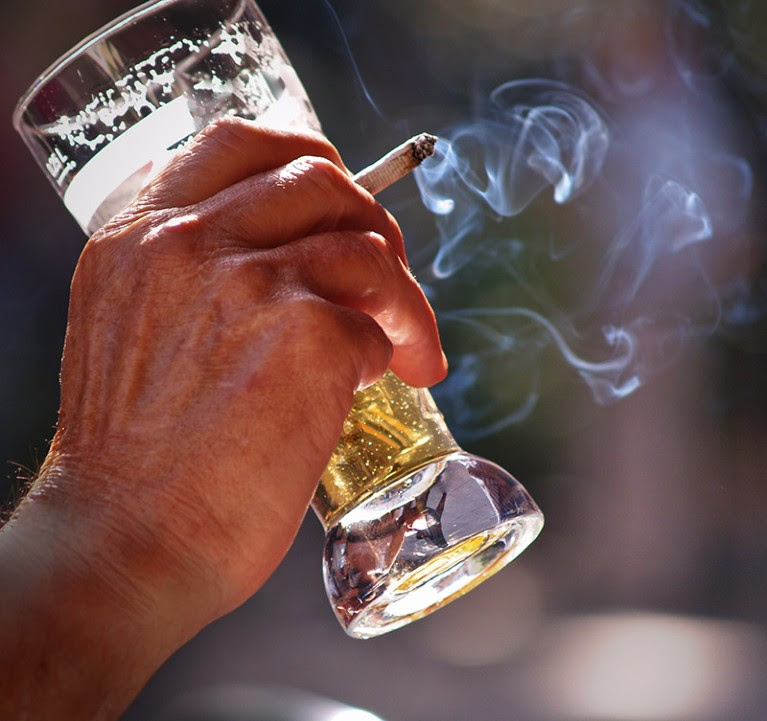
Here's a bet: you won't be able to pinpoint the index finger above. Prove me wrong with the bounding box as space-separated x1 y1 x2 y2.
138 117 347 209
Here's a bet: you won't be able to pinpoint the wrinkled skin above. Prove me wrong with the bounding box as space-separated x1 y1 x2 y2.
0 120 446 720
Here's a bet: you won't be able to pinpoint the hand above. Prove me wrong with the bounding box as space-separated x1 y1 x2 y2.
0 118 446 719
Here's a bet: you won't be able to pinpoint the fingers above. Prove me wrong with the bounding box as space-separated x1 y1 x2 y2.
131 117 446 387
139 119 408 264
262 231 447 387
193 155 407 263
140 117 347 209
284 297 395 393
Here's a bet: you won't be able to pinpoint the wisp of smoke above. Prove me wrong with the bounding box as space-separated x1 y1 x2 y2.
417 79 609 279
408 4 760 439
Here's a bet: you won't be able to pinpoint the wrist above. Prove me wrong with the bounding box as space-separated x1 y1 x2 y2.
26 448 222 617
0 457 218 720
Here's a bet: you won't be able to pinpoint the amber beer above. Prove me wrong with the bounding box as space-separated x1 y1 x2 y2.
313 371 459 526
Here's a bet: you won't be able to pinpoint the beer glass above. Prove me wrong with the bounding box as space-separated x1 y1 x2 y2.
13 0 543 638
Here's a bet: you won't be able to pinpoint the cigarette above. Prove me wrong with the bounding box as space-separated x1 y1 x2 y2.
353 132 437 196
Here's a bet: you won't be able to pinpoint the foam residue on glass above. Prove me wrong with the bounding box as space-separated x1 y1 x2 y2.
18 5 318 233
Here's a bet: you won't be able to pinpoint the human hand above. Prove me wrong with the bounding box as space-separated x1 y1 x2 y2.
0 118 446 719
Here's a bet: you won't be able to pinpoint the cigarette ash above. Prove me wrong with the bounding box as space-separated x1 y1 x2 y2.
412 134 438 164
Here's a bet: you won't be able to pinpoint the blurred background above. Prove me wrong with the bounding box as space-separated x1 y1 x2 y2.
2 0 767 719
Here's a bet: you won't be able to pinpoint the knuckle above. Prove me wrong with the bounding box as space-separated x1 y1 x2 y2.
290 155 347 193
136 210 209 256
290 297 345 339
155 117 251 181
363 231 401 280
195 115 254 147
171 116 261 172
89 209 220 273
355 232 403 312
290 296 391 370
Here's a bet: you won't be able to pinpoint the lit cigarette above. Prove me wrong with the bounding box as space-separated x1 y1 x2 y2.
353 132 437 196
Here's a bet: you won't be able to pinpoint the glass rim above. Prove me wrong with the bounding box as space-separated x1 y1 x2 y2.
12 0 227 132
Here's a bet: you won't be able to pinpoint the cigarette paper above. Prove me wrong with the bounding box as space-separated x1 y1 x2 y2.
353 133 437 196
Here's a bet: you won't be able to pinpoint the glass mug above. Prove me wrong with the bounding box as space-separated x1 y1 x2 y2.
13 0 543 638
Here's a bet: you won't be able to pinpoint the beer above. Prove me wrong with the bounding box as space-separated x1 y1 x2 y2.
313 370 459 526
316 371 544 638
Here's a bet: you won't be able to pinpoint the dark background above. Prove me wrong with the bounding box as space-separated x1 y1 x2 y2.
2 1 767 720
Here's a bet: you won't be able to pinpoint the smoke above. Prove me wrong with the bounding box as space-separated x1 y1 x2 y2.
318 0 395 126
417 80 609 279
405 1 763 438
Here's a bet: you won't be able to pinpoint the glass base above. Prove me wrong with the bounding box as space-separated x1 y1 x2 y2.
322 451 544 638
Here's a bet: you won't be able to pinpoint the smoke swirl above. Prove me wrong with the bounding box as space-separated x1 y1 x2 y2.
407 6 761 438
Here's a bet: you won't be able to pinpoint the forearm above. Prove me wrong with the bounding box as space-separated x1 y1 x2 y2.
0 469 206 720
